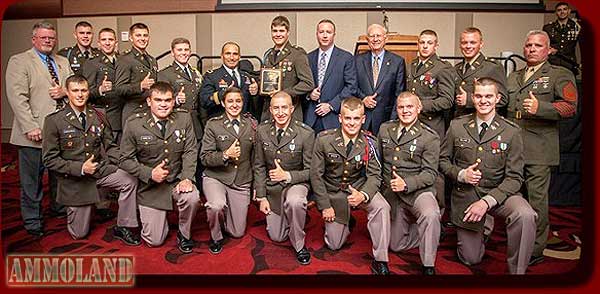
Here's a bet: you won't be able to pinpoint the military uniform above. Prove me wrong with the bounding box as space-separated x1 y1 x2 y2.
261 42 314 121
543 18 581 75
57 45 101 75
439 114 536 274
310 128 390 263
254 119 314 252
199 65 256 125
114 48 159 127
377 120 441 267
200 113 256 243
119 109 199 246
507 61 577 259
42 104 138 239
451 54 508 117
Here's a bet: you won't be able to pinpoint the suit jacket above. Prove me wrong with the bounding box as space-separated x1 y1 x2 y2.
506 61 577 166
254 120 314 215
200 114 256 186
81 53 122 131
377 120 439 219
355 50 405 135
199 65 255 121
42 104 119 206
451 54 508 117
310 128 381 225
439 114 523 232
305 46 357 130
406 54 454 136
119 109 197 211
6 48 73 148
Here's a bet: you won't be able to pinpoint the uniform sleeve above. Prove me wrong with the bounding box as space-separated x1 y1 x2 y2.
486 130 524 204
329 56 357 114
439 122 461 182
114 57 143 99
390 56 406 120
199 73 220 109
310 137 331 210
536 69 577 120
288 129 314 184
102 119 120 164
284 52 315 97
404 133 440 194
119 120 153 183
81 61 102 101
200 121 228 167
360 137 382 201
253 131 268 199
42 116 84 177
494 64 509 108
179 113 198 182
421 66 454 113
5 55 40 134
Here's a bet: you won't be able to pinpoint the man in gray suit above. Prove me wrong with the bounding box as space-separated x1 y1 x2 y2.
6 21 73 237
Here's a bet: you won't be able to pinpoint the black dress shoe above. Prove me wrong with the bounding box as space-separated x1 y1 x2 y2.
209 239 224 254
443 221 456 228
48 209 67 219
26 228 44 238
296 247 311 265
177 231 195 254
113 226 141 246
96 208 115 223
529 255 545 266
423 266 436 275
370 260 390 275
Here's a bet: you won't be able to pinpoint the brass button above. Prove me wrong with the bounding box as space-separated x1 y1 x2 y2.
461 81 466 85
85 143 89 147
476 158 481 163
164 140 168 144
345 162 349 165
478 146 483 151
164 149 169 153
395 147 400 151
84 134 88 137
145 142 148 145
393 156 398 160
85 152 89 156
343 170 348 174
342 177 347 181
277 159 282 163
428 116 432 120
234 165 238 169
277 150 281 154
392 166 397 170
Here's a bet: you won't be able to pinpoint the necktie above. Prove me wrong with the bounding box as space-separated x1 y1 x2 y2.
415 61 423 73
479 122 488 140
232 69 240 87
45 55 59 85
183 66 192 80
524 67 536 82
142 54 152 68
318 51 327 86
346 140 354 157
79 112 86 130
276 128 284 144
232 119 240 134
463 63 470 75
273 49 280 62
397 127 407 141
158 120 167 137
373 56 380 85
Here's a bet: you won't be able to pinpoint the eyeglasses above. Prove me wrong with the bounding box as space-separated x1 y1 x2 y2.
34 36 56 41
368 34 384 39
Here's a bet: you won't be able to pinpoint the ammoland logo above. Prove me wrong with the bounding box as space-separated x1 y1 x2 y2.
6 254 134 287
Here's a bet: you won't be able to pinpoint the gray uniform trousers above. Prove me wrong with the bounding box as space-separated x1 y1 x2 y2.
138 187 200 247
265 184 308 252
389 191 441 267
456 194 537 274
67 169 138 239
324 192 391 262
203 176 251 241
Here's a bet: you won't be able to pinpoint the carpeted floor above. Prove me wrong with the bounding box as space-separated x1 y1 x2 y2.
0 143 583 275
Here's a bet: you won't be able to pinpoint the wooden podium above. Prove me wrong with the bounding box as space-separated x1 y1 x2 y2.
354 33 418 62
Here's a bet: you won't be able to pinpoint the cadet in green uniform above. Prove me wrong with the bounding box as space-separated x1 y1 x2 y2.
119 82 200 254
311 97 391 275
507 30 578 266
115 23 158 127
261 16 314 122
254 91 314 265
42 75 140 245
378 92 441 275
57 21 101 75
543 2 581 75
439 77 536 275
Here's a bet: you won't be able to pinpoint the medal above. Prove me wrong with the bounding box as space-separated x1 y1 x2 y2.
289 139 295 151
354 155 361 162
500 142 508 151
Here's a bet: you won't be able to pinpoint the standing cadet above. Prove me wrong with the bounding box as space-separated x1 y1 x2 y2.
199 42 258 124
261 16 314 122
201 87 256 254
120 82 200 253
439 77 536 275
57 21 101 75
378 92 441 275
543 2 581 75
42 75 140 245
115 23 158 127
254 91 314 265
451 27 508 117
311 97 391 275
506 30 577 266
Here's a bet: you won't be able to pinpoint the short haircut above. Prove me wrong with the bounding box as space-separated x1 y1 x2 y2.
171 37 191 49
65 74 89 88
462 27 483 39
271 16 290 31
397 91 422 108
221 41 240 54
367 23 387 35
270 91 292 105
317 19 336 32
32 21 55 36
75 21 92 29
419 29 438 39
149 81 174 96
98 27 116 36
555 2 570 9
129 22 149 34
341 97 364 114
223 87 243 101
526 30 550 47
473 77 500 95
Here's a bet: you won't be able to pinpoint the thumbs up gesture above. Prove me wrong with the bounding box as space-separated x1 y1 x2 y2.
269 159 290 182
82 154 98 175
48 81 65 100
347 185 366 207
463 162 482 185
390 170 407 192
456 85 467 106
224 139 241 159
523 91 539 115
249 78 258 95
151 159 169 183
140 72 155 91
100 75 113 93
176 86 186 104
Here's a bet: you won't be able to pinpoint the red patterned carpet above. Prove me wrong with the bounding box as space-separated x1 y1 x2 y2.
0 143 583 275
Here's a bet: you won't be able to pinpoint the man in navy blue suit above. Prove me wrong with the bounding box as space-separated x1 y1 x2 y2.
355 23 405 135
306 19 357 133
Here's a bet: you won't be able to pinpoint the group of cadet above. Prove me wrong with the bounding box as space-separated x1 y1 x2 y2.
5 2 579 275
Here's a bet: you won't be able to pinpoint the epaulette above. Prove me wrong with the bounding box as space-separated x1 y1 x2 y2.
175 108 189 113
317 128 337 137
292 44 307 54
293 120 311 130
418 121 436 134
380 119 398 129
455 113 473 122
360 129 376 139
47 107 63 117
484 57 501 65
208 114 224 122
126 111 147 123
123 49 132 55
498 115 520 129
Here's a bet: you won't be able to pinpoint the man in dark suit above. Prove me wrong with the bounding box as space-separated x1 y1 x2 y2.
306 19 357 133
355 23 405 135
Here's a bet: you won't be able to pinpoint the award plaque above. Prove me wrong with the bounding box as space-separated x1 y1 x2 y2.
260 68 282 95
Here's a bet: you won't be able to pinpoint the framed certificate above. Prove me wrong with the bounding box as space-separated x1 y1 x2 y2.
260 68 282 95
